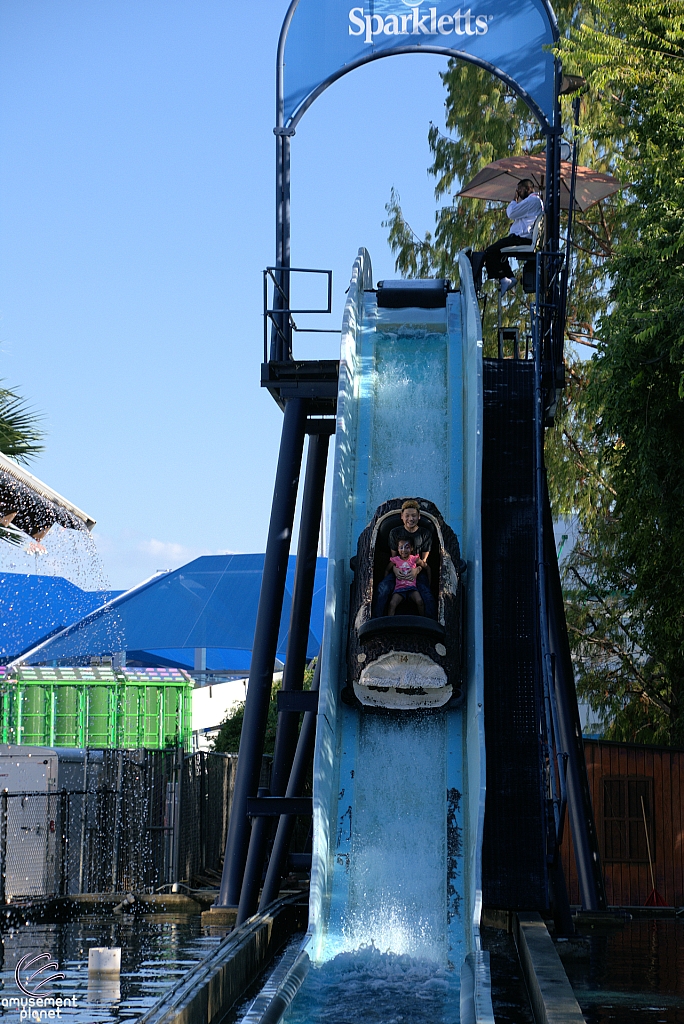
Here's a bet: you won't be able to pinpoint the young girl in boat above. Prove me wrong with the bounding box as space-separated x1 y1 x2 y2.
387 536 426 616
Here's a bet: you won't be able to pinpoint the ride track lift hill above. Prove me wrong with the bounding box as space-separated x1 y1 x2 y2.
213 1 606 1020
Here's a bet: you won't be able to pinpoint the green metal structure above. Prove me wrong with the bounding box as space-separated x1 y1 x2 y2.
0 666 193 751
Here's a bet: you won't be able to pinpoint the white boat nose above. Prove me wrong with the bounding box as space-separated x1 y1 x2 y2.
356 651 451 709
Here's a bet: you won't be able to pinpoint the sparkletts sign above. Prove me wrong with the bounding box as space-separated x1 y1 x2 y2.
282 0 559 131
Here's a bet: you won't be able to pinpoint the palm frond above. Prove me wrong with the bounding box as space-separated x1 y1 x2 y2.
0 382 44 464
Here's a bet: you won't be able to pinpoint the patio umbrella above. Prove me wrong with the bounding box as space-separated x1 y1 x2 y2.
457 154 622 212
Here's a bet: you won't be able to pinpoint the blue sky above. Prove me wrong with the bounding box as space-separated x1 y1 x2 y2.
0 1 453 589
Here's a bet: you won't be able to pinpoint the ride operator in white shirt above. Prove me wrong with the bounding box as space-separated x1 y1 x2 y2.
469 178 544 296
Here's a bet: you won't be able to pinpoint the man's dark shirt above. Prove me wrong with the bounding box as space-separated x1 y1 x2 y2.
388 523 433 556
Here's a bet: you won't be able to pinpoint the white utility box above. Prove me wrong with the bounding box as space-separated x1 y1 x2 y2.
0 745 58 898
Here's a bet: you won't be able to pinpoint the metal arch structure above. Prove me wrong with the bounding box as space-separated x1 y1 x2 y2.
279 0 560 130
281 48 559 134
272 0 563 360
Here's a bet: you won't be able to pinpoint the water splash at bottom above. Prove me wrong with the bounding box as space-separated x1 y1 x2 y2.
283 945 460 1024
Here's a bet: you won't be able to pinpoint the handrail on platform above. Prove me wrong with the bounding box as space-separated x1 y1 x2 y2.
263 266 339 362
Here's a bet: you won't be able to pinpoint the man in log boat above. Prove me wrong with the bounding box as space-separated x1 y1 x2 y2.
373 499 436 619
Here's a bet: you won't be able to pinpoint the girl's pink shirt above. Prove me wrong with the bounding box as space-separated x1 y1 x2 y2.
390 554 420 591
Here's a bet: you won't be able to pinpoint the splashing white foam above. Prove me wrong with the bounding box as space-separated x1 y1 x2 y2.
0 523 111 591
282 946 459 1024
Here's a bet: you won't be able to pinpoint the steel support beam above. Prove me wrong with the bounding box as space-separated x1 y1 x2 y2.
270 431 328 796
217 397 307 907
273 130 292 360
545 130 561 258
277 690 319 712
259 655 321 910
544 487 607 911
236 430 328 922
246 797 313 816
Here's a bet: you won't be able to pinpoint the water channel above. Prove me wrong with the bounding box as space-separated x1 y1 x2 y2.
559 918 684 1024
0 900 682 1022
0 915 221 1022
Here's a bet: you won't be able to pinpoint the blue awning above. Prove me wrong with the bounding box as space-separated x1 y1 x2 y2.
0 574 121 661
125 648 256 673
7 554 327 669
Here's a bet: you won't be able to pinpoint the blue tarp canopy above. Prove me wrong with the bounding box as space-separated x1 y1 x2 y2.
6 554 327 670
127 647 257 673
0 574 121 661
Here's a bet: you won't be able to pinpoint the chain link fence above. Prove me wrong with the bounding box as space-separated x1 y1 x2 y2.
176 751 239 888
0 749 241 901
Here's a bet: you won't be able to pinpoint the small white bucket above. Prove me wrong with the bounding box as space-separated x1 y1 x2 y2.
88 947 121 975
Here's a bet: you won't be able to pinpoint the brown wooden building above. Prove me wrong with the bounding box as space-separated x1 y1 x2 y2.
561 739 684 907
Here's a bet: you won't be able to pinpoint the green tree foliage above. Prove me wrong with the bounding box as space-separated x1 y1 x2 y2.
545 351 613 537
212 665 315 755
384 0 624 353
555 0 684 743
0 382 43 464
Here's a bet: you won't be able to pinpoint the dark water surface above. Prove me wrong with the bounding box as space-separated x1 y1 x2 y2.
4 914 679 1023
0 915 221 1021
558 918 684 1024
481 927 534 1024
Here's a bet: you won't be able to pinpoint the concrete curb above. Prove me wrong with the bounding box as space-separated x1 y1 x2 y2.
139 893 307 1024
514 912 585 1024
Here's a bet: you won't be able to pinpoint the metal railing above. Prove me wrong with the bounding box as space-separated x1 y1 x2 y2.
263 266 339 362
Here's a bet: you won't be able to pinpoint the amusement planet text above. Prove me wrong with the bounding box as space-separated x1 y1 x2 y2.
1 995 77 1021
